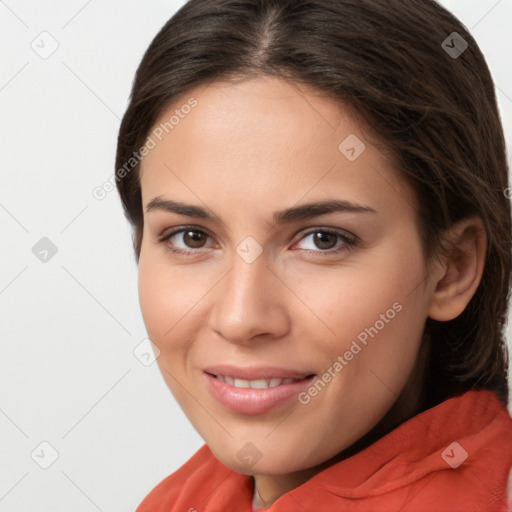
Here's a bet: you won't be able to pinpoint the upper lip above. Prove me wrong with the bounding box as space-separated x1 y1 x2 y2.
203 364 315 381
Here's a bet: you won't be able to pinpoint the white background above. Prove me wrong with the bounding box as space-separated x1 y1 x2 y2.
1 1 511 510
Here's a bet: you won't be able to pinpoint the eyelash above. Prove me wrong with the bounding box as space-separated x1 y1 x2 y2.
156 226 357 257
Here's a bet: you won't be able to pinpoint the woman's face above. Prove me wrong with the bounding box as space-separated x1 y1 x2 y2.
137 76 440 476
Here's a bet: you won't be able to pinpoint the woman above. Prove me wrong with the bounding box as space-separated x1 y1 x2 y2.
115 0 512 509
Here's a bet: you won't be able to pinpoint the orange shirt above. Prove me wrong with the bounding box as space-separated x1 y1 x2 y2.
136 389 512 511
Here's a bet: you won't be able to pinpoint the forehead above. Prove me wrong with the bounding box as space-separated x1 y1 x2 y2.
142 76 350 172
139 76 414 220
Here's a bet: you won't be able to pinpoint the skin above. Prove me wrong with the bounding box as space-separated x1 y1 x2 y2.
137 76 486 508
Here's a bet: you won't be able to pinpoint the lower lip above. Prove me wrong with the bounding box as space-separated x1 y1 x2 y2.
204 373 315 415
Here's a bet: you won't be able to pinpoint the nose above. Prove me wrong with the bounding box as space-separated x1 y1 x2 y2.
208 253 291 345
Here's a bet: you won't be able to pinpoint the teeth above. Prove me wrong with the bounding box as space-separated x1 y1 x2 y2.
249 379 269 389
234 378 250 388
215 375 300 388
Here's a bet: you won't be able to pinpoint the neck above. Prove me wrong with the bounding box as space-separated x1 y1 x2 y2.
251 468 320 509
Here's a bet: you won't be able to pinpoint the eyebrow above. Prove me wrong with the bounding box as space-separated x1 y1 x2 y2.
145 196 377 224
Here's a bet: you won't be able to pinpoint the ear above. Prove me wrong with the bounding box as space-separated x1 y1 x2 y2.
427 217 486 322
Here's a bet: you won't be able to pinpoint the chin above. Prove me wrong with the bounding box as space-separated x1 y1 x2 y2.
209 439 323 477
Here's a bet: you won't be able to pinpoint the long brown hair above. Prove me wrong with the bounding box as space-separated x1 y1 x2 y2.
115 0 511 407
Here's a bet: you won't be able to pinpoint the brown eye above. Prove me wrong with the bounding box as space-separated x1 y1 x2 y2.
157 227 213 254
294 228 356 255
312 232 338 250
182 230 208 249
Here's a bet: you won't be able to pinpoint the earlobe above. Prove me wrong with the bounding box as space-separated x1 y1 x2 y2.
427 218 486 322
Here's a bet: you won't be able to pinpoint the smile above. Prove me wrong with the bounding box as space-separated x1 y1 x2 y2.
203 365 316 415
212 375 303 388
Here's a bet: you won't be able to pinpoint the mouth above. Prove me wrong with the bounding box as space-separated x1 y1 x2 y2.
206 374 314 389
203 365 316 415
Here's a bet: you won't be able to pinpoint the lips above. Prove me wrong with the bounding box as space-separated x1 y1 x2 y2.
203 364 316 415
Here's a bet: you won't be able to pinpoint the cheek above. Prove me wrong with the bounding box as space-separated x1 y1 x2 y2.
137 251 197 347
291 261 423 344
137 255 202 406
297 239 428 376
138 256 169 340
